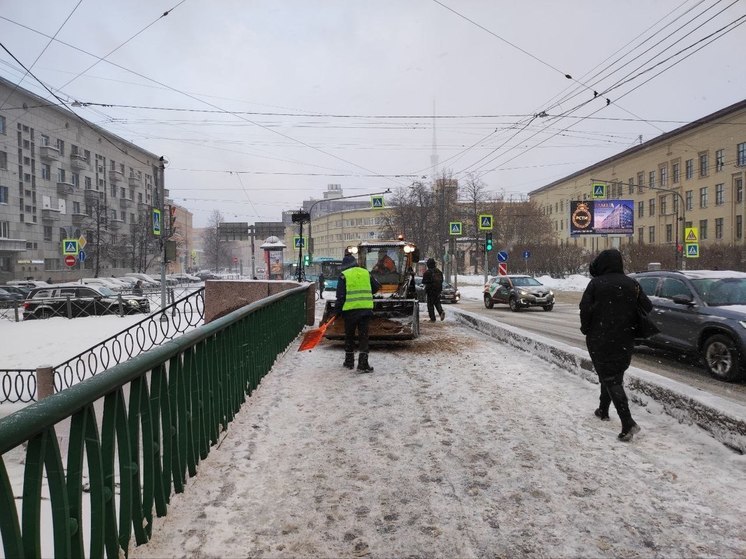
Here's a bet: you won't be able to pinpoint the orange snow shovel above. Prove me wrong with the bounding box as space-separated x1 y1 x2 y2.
298 315 337 351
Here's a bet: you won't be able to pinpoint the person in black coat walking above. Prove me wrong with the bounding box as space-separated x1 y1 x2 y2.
579 248 653 441
422 258 445 322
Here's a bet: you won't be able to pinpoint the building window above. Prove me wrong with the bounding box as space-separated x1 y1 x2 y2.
0 151 6 170
649 198 656 216
685 190 693 211
0 221 10 237
56 139 65 156
672 162 680 183
111 185 117 197
737 215 743 240
737 178 744 203
71 173 79 187
0 115 5 135
699 153 708 177
715 218 724 240
660 165 668 187
649 226 655 244
85 176 91 189
715 183 724 205
0 185 7 204
57 169 66 183
738 142 746 166
673 195 679 214
666 223 673 243
73 201 80 214
43 225 52 241
637 172 644 193
638 227 644 245
649 171 655 189
40 134 49 146
699 219 708 240
638 201 644 218
660 196 667 216
685 159 693 179
715 149 725 172
699 187 708 208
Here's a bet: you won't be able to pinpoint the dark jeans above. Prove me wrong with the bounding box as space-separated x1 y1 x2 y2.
343 311 371 353
426 292 444 320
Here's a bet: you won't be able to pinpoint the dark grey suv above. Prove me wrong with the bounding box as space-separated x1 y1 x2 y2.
630 269 746 382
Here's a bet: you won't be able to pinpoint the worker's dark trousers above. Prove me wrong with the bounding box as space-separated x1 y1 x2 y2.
343 311 371 353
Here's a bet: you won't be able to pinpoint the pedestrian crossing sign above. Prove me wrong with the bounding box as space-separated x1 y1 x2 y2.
449 221 462 235
371 195 384 209
294 236 306 248
478 214 493 231
686 243 699 258
62 239 79 255
592 182 606 198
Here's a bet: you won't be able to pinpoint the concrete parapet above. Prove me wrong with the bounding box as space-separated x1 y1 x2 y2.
204 280 316 325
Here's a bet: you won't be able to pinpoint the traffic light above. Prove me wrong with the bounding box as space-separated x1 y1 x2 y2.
485 232 493 252
304 254 311 266
169 205 177 231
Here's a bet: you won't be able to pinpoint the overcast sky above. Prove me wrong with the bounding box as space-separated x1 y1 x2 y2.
1 1 744 226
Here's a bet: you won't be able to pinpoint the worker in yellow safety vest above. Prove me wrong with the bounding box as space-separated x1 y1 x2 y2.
334 254 381 372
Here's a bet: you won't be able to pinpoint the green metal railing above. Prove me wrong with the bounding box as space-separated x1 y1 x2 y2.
0 286 308 558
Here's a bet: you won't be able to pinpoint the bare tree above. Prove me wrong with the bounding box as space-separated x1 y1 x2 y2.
460 174 489 273
202 210 230 272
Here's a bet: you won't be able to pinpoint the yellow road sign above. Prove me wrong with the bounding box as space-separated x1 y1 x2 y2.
685 227 699 242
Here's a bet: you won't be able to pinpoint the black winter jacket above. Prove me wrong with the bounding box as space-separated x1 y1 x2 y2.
579 249 652 363
422 267 443 295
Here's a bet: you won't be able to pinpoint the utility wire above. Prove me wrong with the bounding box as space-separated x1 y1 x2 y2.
0 0 82 112
54 0 187 92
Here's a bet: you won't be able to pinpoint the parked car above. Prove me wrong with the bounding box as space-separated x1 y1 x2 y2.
630 269 746 382
0 284 31 297
195 270 221 280
167 273 202 284
483 275 554 311
413 277 460 304
124 272 161 287
23 284 150 320
6 279 50 289
81 277 125 291
0 287 24 307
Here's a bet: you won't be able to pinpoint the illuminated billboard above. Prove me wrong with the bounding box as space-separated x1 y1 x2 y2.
570 200 634 236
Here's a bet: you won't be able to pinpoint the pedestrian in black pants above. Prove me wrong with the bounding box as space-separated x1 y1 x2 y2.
422 258 445 322
579 248 652 441
335 254 381 372
318 272 325 299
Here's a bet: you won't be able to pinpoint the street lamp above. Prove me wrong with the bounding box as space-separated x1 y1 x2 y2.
591 178 686 270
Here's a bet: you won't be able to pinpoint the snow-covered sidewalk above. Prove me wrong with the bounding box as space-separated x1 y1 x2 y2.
129 320 746 559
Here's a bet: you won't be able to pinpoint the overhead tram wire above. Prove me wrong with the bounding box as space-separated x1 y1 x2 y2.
430 0 736 180
0 15 407 190
454 10 746 181
53 0 187 92
0 0 83 113
0 42 157 169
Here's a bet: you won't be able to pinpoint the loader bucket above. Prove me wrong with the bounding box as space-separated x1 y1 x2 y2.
322 299 420 341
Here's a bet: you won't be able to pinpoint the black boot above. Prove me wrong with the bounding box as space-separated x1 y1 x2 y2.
357 352 374 373
595 385 611 420
606 384 639 441
343 352 355 369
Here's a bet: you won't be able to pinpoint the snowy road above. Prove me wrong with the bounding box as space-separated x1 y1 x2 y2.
129 320 746 559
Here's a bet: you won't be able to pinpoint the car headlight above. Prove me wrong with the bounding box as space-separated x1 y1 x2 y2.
739 320 746 329
518 289 528 296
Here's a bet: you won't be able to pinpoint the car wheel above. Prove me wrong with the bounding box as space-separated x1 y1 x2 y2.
543 304 554 311
509 297 520 312
703 334 743 382
37 308 52 320
483 294 494 309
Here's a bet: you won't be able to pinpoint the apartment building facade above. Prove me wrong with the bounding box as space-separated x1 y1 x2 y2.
0 76 165 282
529 99 746 256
